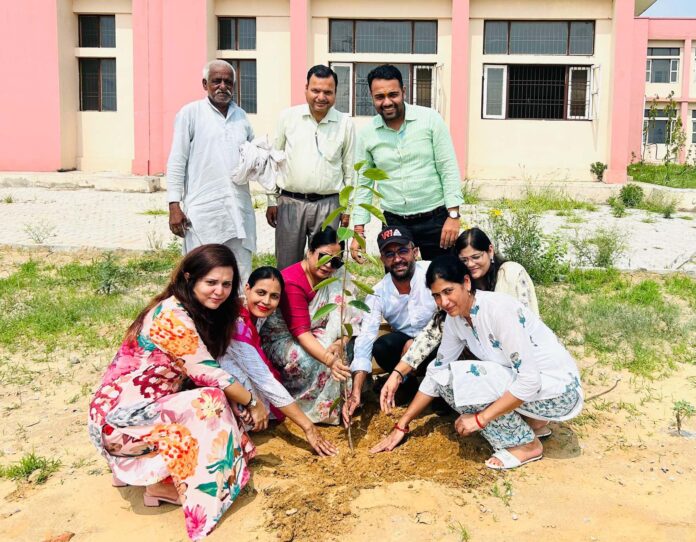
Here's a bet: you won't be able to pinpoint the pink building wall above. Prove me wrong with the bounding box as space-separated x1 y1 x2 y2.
0 1 62 171
290 0 310 106
132 0 210 175
450 0 470 176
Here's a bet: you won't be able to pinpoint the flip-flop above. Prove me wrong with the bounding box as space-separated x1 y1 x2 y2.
485 449 543 470
534 426 552 439
143 491 182 507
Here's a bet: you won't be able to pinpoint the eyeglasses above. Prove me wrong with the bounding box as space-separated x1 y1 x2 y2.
382 246 412 260
318 252 344 269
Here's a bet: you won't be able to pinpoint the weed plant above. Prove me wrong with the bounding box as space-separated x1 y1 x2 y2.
571 227 627 268
628 163 696 189
498 187 597 214
619 184 644 207
0 452 61 484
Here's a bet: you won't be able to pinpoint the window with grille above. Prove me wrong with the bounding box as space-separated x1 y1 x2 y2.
220 59 257 114
692 110 696 144
79 58 116 111
218 18 256 50
484 21 594 56
643 109 673 145
79 15 115 47
329 62 435 117
482 64 592 120
329 20 437 54
646 47 680 83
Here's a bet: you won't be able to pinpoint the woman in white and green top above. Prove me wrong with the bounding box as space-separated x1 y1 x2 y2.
380 228 538 414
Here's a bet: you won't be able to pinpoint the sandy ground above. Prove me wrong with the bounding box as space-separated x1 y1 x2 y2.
1 250 695 542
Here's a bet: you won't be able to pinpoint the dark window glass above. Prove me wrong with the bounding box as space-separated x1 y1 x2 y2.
356 21 412 53
507 64 565 119
79 15 115 47
568 68 589 117
218 18 235 49
330 20 354 53
413 65 433 106
333 65 352 114
484 21 508 54
238 18 256 49
413 21 437 54
647 47 679 56
644 109 668 118
510 22 568 54
645 119 669 144
650 58 672 83
355 63 410 116
79 58 116 111
569 22 594 55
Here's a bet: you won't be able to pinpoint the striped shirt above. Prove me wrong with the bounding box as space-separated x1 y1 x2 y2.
352 104 463 225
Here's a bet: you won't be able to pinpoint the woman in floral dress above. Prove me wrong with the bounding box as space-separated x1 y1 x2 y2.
88 244 267 541
371 255 583 470
260 227 362 424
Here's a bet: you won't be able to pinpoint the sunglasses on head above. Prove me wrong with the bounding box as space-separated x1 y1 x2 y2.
318 252 344 269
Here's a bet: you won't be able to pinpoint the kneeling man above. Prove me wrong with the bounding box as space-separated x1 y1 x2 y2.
343 226 437 422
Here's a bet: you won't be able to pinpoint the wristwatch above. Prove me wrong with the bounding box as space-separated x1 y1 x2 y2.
244 393 257 409
448 209 461 219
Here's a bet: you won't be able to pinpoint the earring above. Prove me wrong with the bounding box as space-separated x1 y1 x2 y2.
491 256 495 265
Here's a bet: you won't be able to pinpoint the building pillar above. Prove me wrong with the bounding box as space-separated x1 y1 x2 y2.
605 0 634 184
679 38 692 163
450 0 470 180
290 0 310 106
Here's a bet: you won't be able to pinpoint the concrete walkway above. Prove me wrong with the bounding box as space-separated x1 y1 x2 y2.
0 185 694 273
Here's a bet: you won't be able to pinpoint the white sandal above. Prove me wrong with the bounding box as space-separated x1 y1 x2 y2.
485 448 543 470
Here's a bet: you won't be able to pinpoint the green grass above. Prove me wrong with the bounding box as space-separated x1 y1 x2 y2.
637 191 679 218
628 163 696 189
139 208 168 216
498 187 598 214
0 452 61 484
664 274 696 309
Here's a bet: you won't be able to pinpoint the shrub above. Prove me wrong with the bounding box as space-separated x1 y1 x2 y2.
608 197 626 218
487 208 568 284
619 184 644 207
571 227 627 269
590 162 607 181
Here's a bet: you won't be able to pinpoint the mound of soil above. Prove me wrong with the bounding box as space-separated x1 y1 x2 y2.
256 402 492 541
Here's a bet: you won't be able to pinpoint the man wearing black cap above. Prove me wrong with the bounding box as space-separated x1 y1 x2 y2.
342 226 437 424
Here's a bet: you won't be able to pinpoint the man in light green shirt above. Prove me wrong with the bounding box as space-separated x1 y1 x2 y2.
351 64 463 262
268 65 355 269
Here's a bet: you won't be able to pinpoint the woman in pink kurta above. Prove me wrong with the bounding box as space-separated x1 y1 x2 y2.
88 244 268 541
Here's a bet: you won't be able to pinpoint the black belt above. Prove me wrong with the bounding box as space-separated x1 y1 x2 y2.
280 190 336 202
384 206 447 221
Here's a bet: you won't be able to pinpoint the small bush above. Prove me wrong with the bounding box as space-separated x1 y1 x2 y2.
590 162 607 181
0 452 61 484
461 180 480 205
619 184 644 207
572 227 627 269
640 190 678 218
608 197 626 217
487 208 568 284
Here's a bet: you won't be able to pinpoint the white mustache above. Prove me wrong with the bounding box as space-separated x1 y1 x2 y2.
215 89 232 97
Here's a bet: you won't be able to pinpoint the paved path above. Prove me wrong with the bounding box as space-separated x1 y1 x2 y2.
0 186 694 273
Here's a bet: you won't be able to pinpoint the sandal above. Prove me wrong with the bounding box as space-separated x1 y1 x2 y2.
143 491 182 507
534 426 552 439
485 449 543 471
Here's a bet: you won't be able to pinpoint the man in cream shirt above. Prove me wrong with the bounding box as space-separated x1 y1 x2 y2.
267 65 355 269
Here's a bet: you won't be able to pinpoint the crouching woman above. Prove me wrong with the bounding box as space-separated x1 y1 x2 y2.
88 244 265 540
371 255 583 470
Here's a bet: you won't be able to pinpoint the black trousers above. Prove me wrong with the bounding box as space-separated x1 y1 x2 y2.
373 331 437 375
384 206 455 261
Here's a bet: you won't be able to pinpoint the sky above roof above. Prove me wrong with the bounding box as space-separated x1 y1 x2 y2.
642 0 696 17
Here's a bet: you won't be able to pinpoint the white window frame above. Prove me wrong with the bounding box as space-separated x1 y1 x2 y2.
567 66 592 120
482 65 507 119
646 50 680 83
331 62 353 117
591 64 601 120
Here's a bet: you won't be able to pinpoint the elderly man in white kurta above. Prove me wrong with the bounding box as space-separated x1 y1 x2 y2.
167 59 255 284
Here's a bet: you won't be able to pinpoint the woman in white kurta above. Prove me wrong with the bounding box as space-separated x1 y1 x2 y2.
371 255 583 470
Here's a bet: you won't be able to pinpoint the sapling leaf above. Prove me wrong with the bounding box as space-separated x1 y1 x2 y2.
343 289 353 297
329 396 342 415
312 303 338 321
321 207 346 230
337 226 353 242
343 323 354 336
363 168 390 181
312 276 340 291
358 203 386 224
317 254 333 267
353 233 366 250
348 299 370 313
339 186 354 207
353 279 375 295
366 253 382 267
353 160 367 172
363 186 384 199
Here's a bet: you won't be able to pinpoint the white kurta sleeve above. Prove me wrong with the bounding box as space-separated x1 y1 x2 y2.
166 108 193 203
223 340 295 408
419 316 466 397
351 292 384 373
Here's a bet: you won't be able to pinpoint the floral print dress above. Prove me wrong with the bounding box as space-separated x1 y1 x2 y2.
88 296 256 541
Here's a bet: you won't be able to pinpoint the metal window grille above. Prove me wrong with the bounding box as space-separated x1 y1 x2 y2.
79 58 116 111
79 15 115 48
484 20 594 56
329 20 437 54
221 59 257 114
507 65 566 119
218 18 256 50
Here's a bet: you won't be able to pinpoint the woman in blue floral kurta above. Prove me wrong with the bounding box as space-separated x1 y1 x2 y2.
372 255 583 470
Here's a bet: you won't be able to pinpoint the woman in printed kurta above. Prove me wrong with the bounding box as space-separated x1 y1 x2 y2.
372 256 583 470
380 227 539 413
88 244 268 541
220 266 337 456
260 227 362 424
